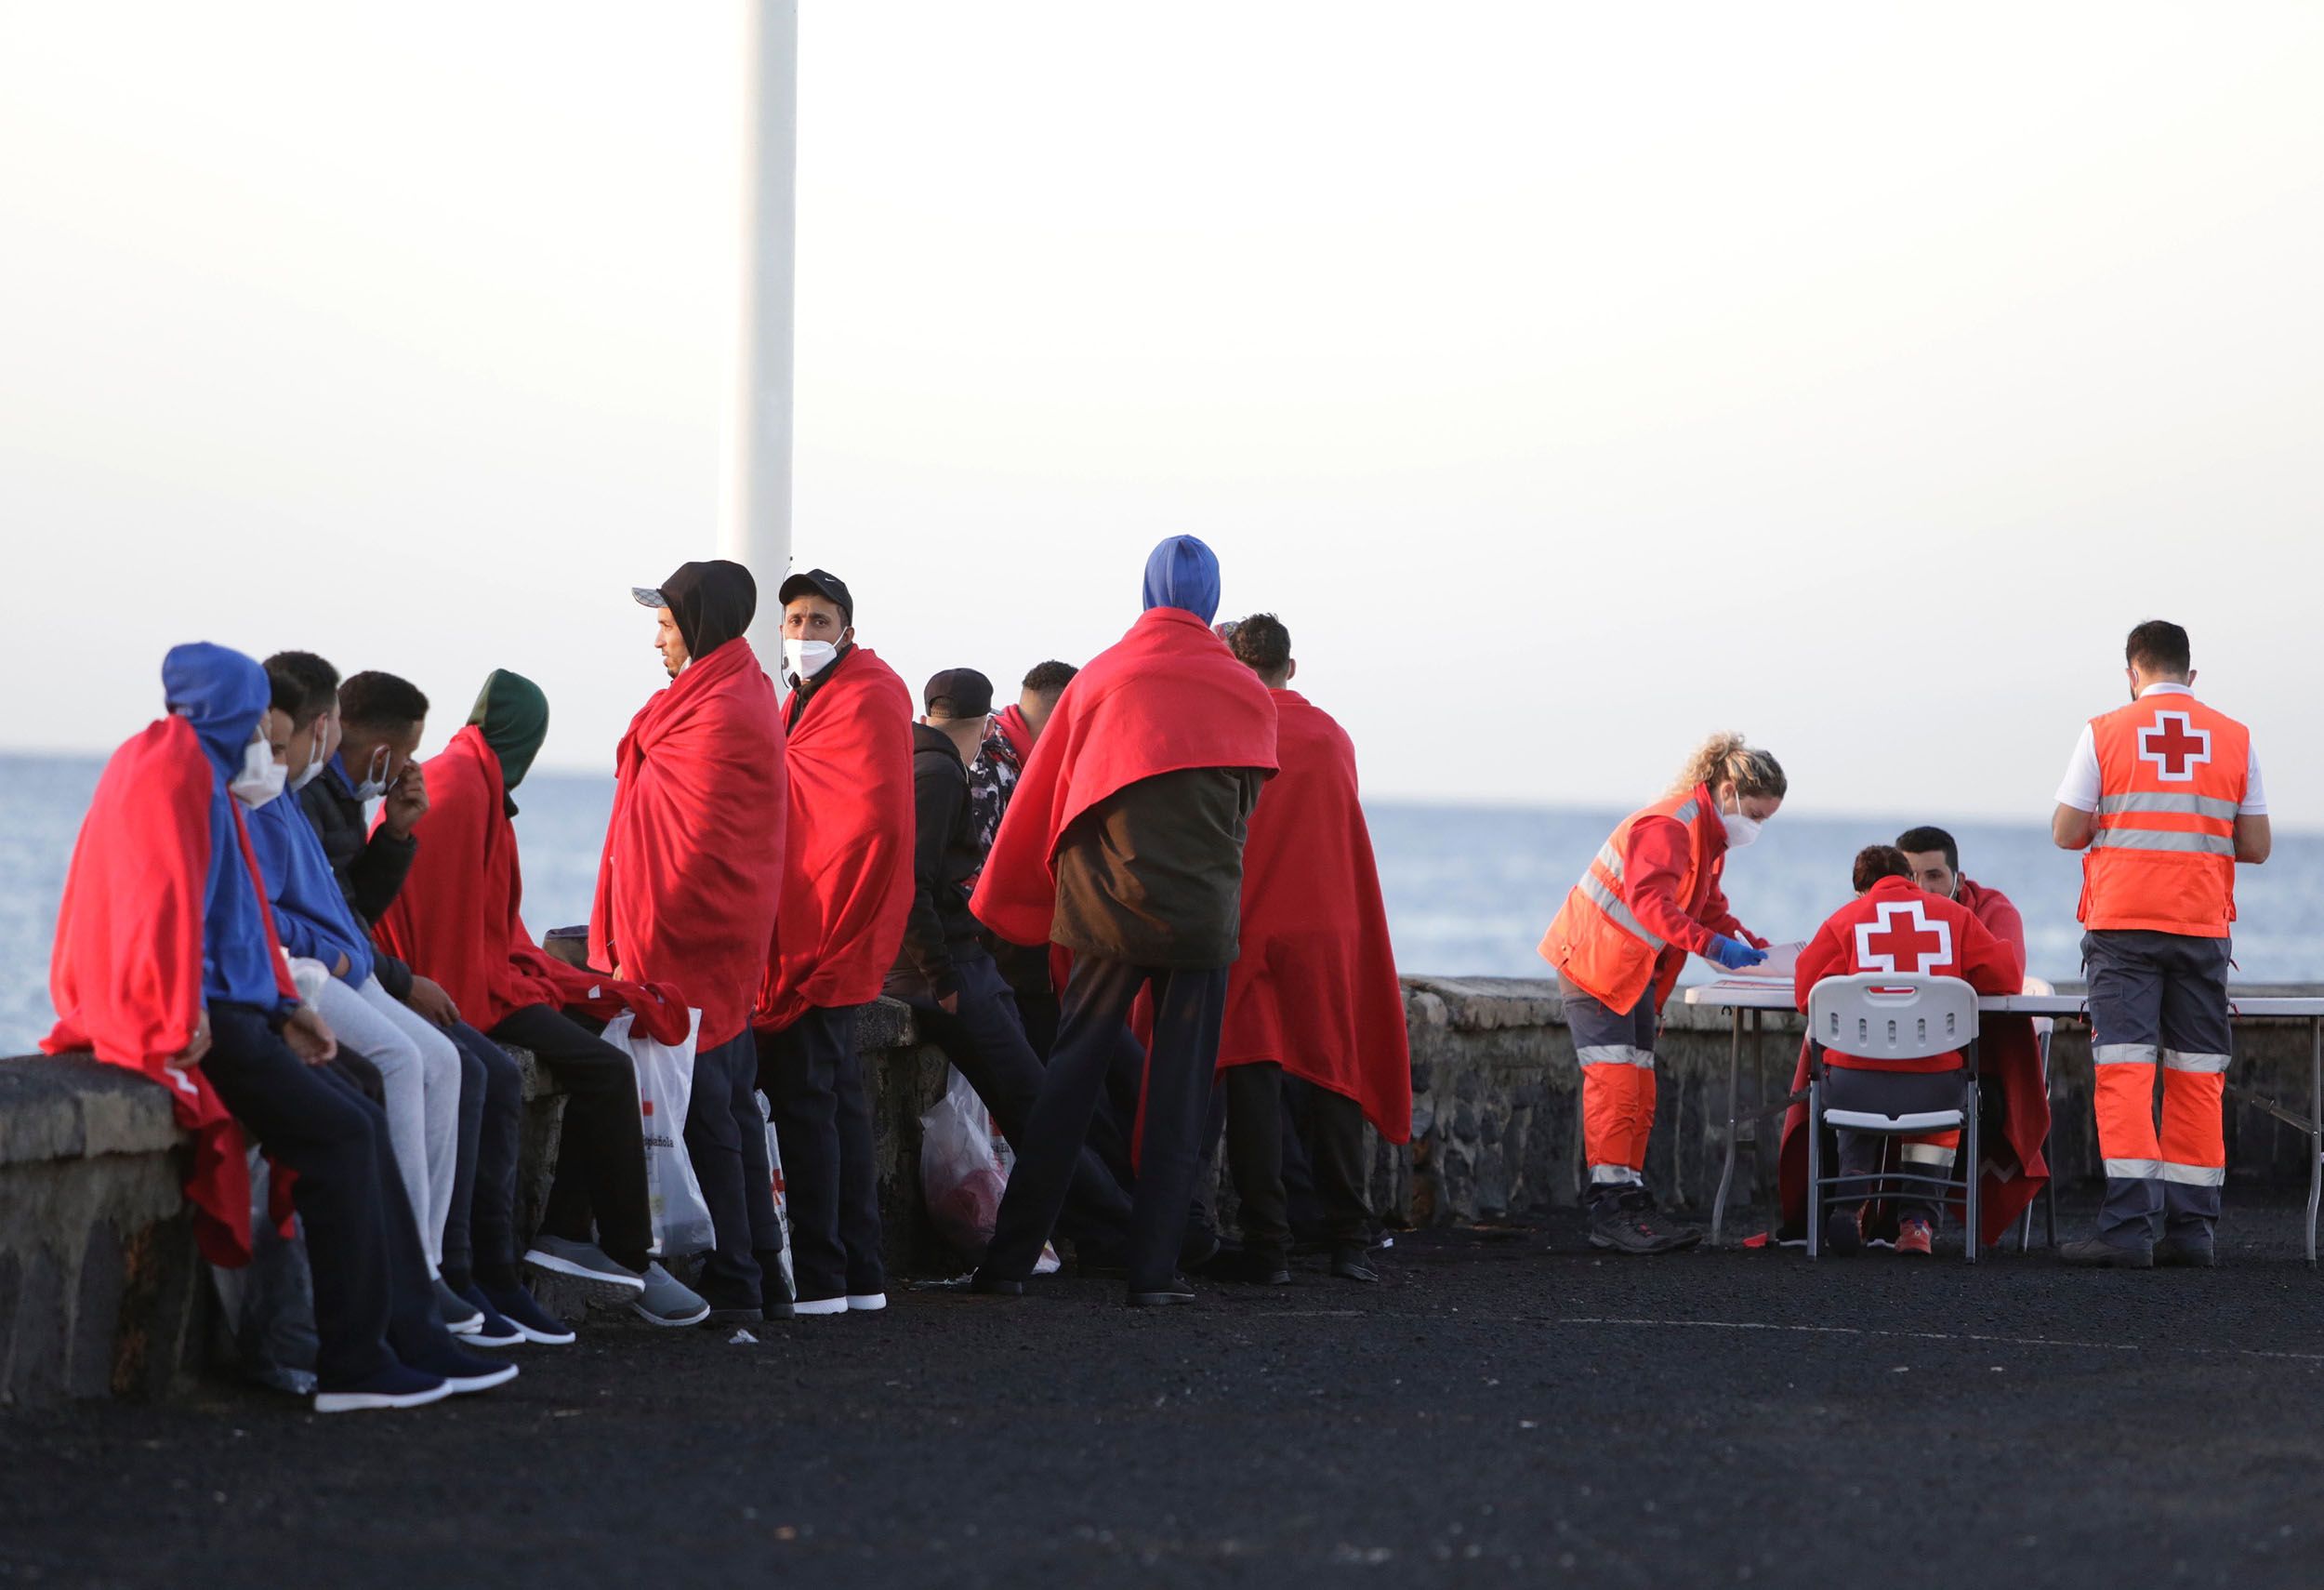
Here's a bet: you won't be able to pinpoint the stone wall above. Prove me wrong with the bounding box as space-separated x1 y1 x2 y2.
10 976 2322 1404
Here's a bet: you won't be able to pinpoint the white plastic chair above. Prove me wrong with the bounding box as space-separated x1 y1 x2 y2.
1805 973 1982 1264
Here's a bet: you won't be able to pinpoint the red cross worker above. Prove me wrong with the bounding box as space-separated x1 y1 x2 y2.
1794 846 2025 1254
1539 735 1785 1255
2051 621 2270 1269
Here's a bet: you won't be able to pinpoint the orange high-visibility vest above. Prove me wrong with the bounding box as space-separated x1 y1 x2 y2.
1540 788 1721 1012
2080 692 2250 937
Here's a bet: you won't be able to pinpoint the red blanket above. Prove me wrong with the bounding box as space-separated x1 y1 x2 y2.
1218 691 1410 1142
754 648 915 1031
1775 1015 2051 1248
971 607 1280 947
376 726 689 1042
43 719 275 1266
590 639 787 1049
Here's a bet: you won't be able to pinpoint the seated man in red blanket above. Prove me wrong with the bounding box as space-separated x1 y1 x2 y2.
1793 845 2024 1255
1895 824 2028 975
376 669 710 1327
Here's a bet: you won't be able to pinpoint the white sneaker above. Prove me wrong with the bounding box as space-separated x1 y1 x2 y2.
794 1295 848 1316
845 1292 887 1313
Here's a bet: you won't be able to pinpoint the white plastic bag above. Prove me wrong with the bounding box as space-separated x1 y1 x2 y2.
758 1091 796 1293
601 1007 715 1257
918 1066 1060 1272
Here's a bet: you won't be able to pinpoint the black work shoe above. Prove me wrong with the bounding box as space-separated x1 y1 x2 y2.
1589 1192 1700 1255
1822 1204 1863 1257
2059 1234 2155 1269
1207 1249 1291 1285
2155 1234 2216 1269
1328 1247 1380 1284
1128 1276 1196 1307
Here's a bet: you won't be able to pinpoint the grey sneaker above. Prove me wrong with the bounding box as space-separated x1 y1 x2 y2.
523 1236 646 1303
632 1262 712 1327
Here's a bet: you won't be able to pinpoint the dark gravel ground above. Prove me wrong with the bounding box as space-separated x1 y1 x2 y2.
6 1197 2324 1589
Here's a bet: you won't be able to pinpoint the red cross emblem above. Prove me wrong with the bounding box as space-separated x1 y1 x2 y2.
1855 900 1952 975
2138 710 2211 782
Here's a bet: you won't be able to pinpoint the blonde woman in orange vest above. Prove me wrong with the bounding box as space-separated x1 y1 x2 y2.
2052 620 2269 1269
1539 735 1783 1253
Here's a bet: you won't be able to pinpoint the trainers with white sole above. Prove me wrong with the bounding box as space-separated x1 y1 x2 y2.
313 1363 453 1415
632 1262 712 1327
523 1237 646 1303
845 1292 888 1313
794 1295 849 1317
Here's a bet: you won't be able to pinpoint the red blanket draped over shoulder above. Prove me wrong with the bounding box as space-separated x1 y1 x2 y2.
1219 690 1410 1142
1774 1017 2050 1248
754 648 915 1032
590 640 787 1050
971 607 1281 947
43 718 281 1265
376 726 689 1042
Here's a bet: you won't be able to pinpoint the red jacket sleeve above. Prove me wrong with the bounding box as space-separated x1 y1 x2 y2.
1697 871 1763 948
1974 892 2027 979
1957 908 2023 996
1793 920 1847 1012
1620 816 1720 957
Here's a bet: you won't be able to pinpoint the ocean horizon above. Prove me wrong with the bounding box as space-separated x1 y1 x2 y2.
8 749 2322 1055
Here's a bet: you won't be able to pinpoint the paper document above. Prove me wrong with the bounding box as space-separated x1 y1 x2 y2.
1702 939 1804 988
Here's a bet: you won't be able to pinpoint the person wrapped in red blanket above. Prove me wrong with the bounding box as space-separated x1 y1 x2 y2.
1895 824 2028 972
964 536 1279 1305
52 643 498 1413
376 670 706 1323
1782 844 2035 1256
752 568 915 1315
601 559 791 1320
1208 613 1408 1285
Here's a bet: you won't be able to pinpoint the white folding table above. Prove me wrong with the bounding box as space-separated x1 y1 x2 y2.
1683 982 2324 1263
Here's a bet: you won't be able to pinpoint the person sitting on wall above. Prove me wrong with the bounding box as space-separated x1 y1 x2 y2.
1894 825 2027 979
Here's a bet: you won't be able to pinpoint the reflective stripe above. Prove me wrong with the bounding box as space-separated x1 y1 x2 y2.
1588 1164 1643 1186
2090 828 2235 857
2161 1049 2231 1074
2098 791 2240 822
2093 1043 2159 1066
1576 1044 1655 1068
2104 1158 2163 1180
1672 799 1699 824
1898 1144 1958 1168
1580 873 1666 952
1594 841 1625 880
2159 1161 2225 1187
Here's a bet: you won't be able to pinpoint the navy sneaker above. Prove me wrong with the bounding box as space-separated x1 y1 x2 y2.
406 1343 522 1396
483 1282 577 1346
313 1361 453 1415
432 1278 483 1336
455 1282 526 1347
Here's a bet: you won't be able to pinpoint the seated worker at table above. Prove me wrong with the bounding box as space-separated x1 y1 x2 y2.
1895 825 2027 978
1793 846 2023 1256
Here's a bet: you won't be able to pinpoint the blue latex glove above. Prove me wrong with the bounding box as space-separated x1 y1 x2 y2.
1708 934 1767 972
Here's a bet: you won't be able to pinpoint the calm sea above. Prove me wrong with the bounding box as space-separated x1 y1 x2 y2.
7 750 2323 1054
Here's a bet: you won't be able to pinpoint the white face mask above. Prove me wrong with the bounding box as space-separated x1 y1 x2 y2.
784 637 838 685
230 731 288 808
290 731 329 791
1720 795 1764 848
351 745 391 803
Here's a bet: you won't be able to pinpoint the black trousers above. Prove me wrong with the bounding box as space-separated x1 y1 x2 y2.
488 1003 652 1273
983 956 1229 1292
441 1019 522 1290
893 948 1134 1257
201 1001 456 1388
1226 1065 1373 1261
686 1027 782 1306
759 1005 883 1302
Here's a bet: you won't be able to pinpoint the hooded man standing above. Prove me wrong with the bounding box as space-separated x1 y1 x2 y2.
965 537 1279 1306
753 569 915 1317
596 560 791 1324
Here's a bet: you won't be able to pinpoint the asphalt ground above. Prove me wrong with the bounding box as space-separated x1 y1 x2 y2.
5 1197 2324 1590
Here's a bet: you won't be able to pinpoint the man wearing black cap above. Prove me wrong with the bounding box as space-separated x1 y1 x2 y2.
888 669 1135 1266
595 560 792 1324
753 568 916 1316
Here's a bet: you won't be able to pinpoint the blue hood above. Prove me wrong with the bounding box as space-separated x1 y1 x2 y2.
1142 536 1221 625
163 642 271 779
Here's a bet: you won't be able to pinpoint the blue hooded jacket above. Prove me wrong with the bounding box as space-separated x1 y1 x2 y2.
1142 535 1221 625
162 643 294 1012
247 762 375 986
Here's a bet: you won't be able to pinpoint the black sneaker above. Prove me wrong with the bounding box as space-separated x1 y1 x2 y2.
1128 1275 1197 1307
1588 1192 1697 1255
1822 1203 1863 1257
1328 1247 1380 1284
2059 1234 2155 1269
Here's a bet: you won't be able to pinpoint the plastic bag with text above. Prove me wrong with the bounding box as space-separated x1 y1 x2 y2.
601 1006 714 1256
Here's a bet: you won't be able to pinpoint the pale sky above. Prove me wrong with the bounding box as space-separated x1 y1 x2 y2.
4 3 2321 823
